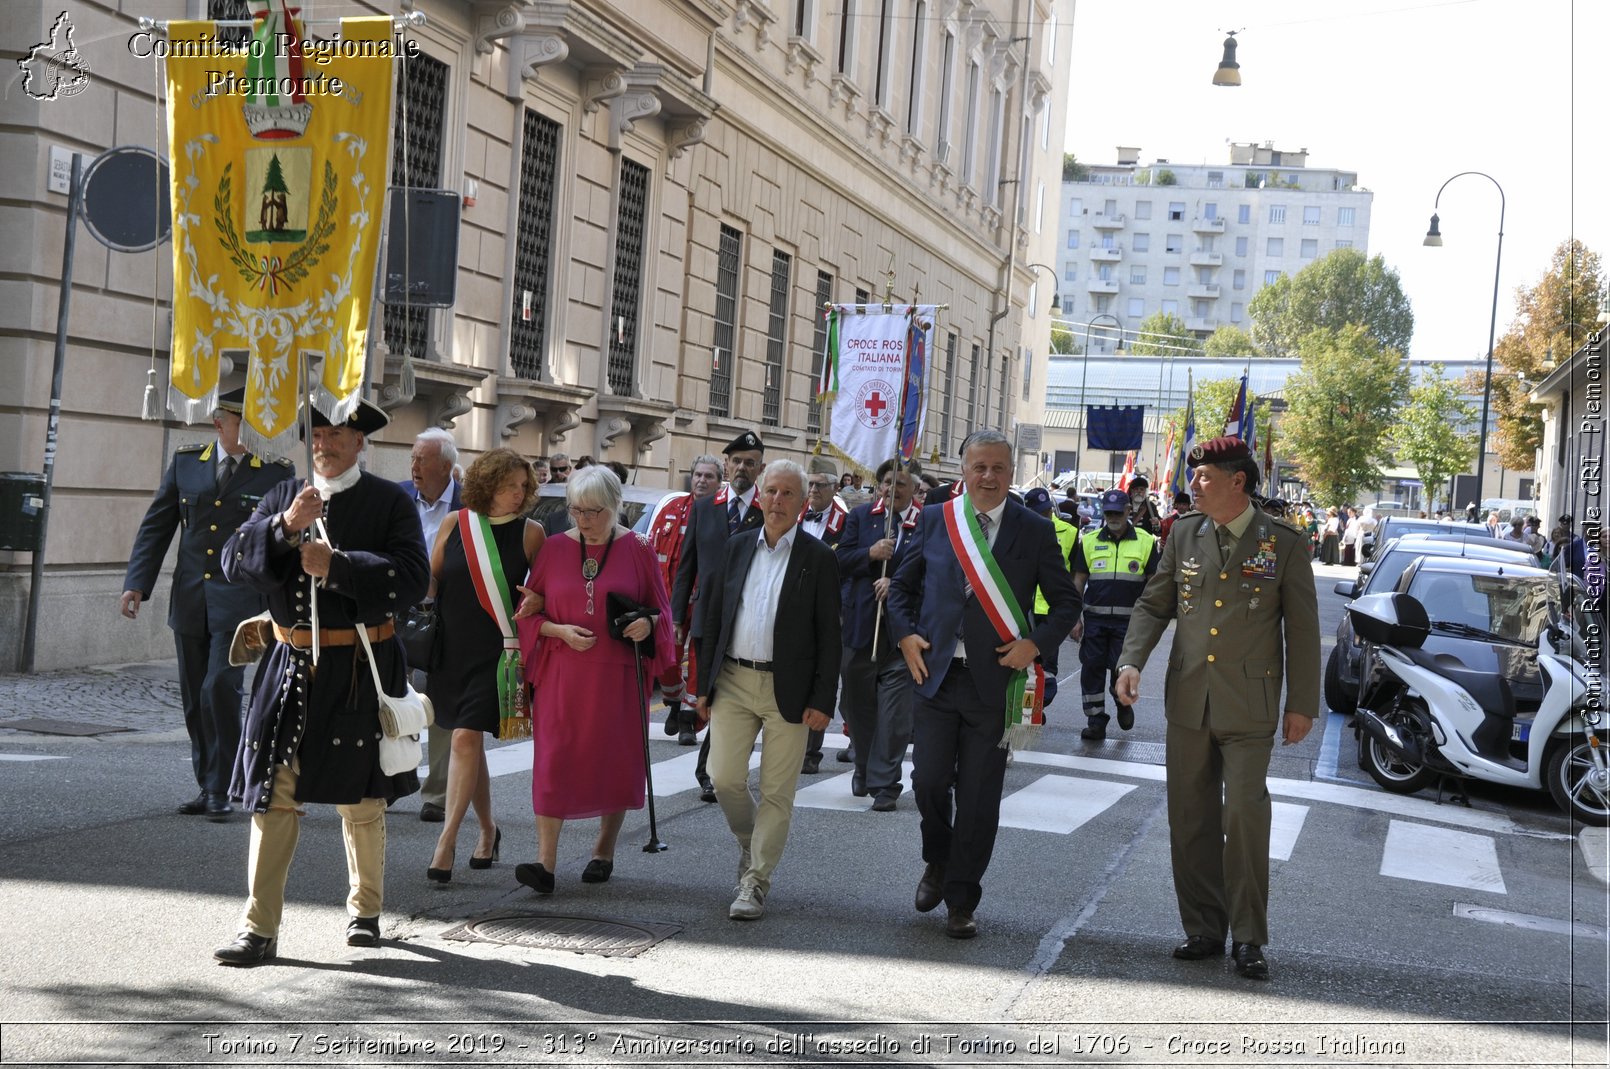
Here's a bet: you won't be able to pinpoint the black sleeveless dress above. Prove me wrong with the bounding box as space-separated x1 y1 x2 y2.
426 515 529 734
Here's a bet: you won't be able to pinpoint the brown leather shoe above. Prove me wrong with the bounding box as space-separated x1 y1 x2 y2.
914 863 944 913
945 906 977 939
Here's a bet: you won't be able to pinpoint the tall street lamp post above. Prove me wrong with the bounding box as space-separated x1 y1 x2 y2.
1075 313 1124 485
1424 171 1505 512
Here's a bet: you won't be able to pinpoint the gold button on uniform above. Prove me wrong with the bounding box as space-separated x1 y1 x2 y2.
209 524 218 532
1219 572 1228 580
1207 654 1216 663
1210 627 1219 636
1214 599 1223 607
214 499 222 506
203 572 213 579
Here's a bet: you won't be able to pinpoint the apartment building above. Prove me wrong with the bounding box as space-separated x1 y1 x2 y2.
1057 142 1373 349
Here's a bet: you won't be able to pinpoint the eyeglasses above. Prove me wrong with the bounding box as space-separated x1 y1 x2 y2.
552 466 572 475
567 505 607 518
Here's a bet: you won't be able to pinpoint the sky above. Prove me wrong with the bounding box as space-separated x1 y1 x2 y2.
1060 0 1607 362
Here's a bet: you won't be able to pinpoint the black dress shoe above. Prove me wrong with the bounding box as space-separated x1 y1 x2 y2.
1172 935 1226 960
1115 703 1135 731
468 827 501 870
678 728 697 746
419 802 445 823
515 862 555 894
914 863 945 913
205 794 233 822
1080 717 1108 741
663 705 682 736
213 931 276 966
945 906 978 939
870 792 898 812
426 864 452 884
177 791 209 815
698 776 718 803
801 753 821 775
850 770 868 797
581 858 614 883
1233 942 1269 980
836 744 854 763
346 916 381 947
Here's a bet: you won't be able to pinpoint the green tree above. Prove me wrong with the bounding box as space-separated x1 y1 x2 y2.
1281 326 1410 507
1155 169 1177 186
1203 324 1255 358
1062 153 1089 181
262 153 288 196
1463 238 1604 470
1049 320 1079 355
1163 376 1270 449
1128 311 1197 357
1247 248 1414 358
1390 363 1478 512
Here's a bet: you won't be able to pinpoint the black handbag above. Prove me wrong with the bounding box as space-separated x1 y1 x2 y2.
606 592 657 655
400 601 441 672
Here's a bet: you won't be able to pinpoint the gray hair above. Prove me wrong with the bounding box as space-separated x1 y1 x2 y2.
549 451 571 465
761 458 807 498
566 464 622 515
960 428 1013 462
414 427 458 465
691 453 722 475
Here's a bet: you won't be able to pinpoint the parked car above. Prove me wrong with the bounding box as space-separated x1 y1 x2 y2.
1326 534 1539 713
1361 514 1491 562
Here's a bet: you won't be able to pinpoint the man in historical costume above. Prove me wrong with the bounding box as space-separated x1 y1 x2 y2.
648 453 723 745
837 458 924 811
398 427 461 823
671 430 766 802
797 466 849 773
1072 489 1159 742
694 460 841 921
212 399 430 966
121 387 296 821
888 430 1081 939
1127 474 1163 536
1115 436 1320 982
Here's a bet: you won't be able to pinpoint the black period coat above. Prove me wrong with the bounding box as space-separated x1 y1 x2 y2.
223 472 430 810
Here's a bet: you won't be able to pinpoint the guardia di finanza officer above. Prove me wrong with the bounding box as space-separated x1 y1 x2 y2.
1114 436 1320 982
121 388 295 820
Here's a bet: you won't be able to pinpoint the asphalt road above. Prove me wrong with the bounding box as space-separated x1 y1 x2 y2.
0 562 1605 1067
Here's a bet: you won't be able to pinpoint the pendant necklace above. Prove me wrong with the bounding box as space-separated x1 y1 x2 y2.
581 529 616 615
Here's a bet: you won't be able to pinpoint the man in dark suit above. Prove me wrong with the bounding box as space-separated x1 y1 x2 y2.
694 459 841 921
837 458 923 810
397 428 462 822
121 388 296 820
671 430 766 800
888 430 1081 938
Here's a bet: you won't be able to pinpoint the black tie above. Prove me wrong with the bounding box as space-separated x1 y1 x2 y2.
728 497 742 534
804 510 823 523
219 455 237 489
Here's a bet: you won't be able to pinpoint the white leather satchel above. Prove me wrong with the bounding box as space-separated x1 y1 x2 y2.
356 622 434 776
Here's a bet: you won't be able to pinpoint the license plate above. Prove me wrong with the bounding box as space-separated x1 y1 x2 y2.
1511 720 1532 742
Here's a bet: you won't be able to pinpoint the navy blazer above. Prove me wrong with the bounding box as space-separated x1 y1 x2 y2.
696 527 842 722
886 497 1082 709
835 500 920 652
671 488 764 639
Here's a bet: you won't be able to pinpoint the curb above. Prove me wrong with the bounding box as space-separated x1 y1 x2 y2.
1580 826 1609 885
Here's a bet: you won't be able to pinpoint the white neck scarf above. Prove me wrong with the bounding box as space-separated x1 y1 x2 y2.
313 464 362 497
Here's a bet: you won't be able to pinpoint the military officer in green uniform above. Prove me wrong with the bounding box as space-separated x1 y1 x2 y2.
121 389 296 820
1114 436 1320 981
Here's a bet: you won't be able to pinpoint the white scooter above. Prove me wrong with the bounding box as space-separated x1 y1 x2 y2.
1347 591 1607 825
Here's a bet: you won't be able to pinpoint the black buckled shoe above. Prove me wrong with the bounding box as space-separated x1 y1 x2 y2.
345 916 381 947
1172 935 1226 960
214 931 276 966
1232 942 1269 980
177 791 209 815
914 863 945 913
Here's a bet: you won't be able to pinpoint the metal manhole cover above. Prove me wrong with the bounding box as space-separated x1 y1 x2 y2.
0 718 134 737
441 910 680 957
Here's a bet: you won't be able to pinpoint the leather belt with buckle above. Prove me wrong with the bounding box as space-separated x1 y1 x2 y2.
727 656 774 672
273 620 396 649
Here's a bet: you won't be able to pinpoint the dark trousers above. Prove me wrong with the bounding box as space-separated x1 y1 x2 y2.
866 657 915 796
839 644 879 778
912 666 1009 912
1079 616 1128 718
174 627 246 795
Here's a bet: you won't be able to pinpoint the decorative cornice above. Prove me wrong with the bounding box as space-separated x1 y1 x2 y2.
1025 69 1052 113
667 116 709 160
493 375 594 440
866 105 896 146
899 132 925 170
378 352 493 429
732 0 775 51
828 72 861 115
504 31 569 97
595 394 678 456
785 35 822 84
583 67 627 114
473 1 527 56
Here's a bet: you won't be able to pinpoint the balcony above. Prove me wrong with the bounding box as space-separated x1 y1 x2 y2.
1188 250 1223 267
1091 213 1126 230
1089 246 1122 262
1187 283 1222 300
1192 217 1227 234
1086 278 1120 294
1185 316 1218 333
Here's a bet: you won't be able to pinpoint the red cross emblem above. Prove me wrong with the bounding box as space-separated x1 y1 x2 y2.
864 392 888 418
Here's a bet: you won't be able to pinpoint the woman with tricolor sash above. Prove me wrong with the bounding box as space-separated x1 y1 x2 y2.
424 449 544 883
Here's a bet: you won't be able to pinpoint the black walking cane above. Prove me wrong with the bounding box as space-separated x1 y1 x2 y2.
610 594 668 852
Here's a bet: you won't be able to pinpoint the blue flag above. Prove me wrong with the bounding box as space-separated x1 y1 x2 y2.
1086 405 1145 451
898 317 926 462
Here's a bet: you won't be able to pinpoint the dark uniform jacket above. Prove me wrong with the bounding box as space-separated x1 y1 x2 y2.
670 486 763 640
1119 507 1321 728
836 499 920 652
124 442 295 636
223 472 430 809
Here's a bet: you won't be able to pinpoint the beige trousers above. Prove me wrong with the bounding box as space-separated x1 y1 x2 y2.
706 661 809 896
242 761 387 937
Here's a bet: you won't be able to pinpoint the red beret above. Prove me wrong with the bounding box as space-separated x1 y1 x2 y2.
1189 435 1251 466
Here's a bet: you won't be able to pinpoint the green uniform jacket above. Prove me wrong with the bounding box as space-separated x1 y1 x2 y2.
1118 507 1321 729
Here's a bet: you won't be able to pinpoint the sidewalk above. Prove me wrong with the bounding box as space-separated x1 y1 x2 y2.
0 660 191 735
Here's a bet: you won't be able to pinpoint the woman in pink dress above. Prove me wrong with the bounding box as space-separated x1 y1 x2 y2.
514 466 675 891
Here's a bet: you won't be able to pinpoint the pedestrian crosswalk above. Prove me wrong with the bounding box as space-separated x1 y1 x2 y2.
438 726 1561 901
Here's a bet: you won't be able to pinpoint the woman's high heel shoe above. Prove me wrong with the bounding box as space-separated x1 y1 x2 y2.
469 827 501 870
427 848 454 884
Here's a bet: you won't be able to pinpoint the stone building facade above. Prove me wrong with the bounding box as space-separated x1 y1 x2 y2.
0 0 1070 669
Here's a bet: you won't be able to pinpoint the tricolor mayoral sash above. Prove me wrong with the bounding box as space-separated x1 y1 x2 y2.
942 495 1046 749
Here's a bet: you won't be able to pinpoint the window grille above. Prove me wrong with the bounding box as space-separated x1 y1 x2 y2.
965 343 979 435
807 271 833 435
762 251 791 426
208 0 250 45
509 111 559 380
606 158 649 396
940 331 957 454
710 225 742 417
384 51 448 361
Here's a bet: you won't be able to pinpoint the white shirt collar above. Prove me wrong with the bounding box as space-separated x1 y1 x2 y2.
418 476 455 508
757 523 796 552
314 464 362 496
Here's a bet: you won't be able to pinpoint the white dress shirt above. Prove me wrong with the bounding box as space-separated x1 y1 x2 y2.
730 525 796 662
956 497 1007 661
413 476 457 543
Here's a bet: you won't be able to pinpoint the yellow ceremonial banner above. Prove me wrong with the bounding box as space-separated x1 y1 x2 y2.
165 7 397 455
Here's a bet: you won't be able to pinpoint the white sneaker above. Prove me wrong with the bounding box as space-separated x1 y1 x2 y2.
736 847 751 884
729 880 765 921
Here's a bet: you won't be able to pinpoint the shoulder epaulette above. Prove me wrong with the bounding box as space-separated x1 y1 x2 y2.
1269 514 1304 535
1175 509 1203 520
269 455 294 466
177 443 206 452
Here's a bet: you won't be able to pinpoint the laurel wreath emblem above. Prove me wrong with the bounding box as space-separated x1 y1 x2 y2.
214 159 338 296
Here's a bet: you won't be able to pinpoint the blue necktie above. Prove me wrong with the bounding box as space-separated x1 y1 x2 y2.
728 497 742 534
